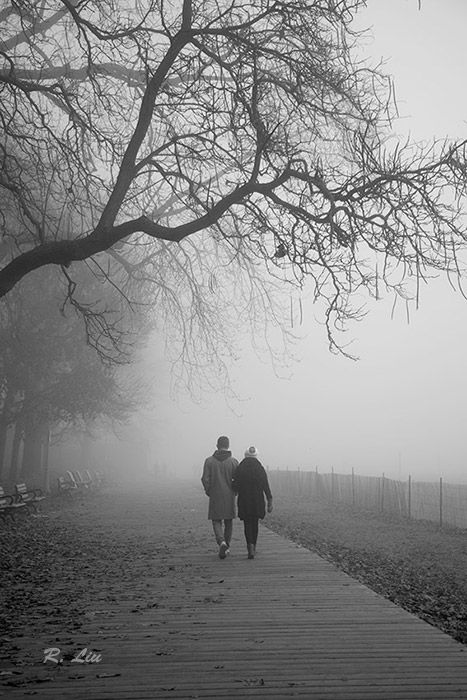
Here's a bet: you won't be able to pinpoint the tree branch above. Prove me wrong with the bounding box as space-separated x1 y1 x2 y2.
0 170 292 298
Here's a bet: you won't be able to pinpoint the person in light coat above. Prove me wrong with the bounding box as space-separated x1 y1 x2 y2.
201 436 238 559
232 446 273 559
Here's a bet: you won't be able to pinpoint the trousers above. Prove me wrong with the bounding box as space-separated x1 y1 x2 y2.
212 519 233 545
243 517 259 545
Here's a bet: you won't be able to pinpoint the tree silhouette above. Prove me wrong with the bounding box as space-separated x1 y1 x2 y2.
0 267 146 485
1 0 466 351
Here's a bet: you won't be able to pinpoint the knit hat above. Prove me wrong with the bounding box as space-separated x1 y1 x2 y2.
217 435 230 449
244 446 258 458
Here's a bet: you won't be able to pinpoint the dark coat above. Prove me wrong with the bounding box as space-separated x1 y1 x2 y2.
232 457 272 520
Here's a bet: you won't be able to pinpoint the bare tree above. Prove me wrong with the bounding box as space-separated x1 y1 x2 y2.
0 266 146 485
1 0 466 354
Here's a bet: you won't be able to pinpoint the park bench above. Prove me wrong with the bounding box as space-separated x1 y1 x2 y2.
73 470 93 490
60 470 89 492
15 483 46 514
85 469 103 489
0 485 27 522
94 470 109 487
57 473 79 496
56 470 106 497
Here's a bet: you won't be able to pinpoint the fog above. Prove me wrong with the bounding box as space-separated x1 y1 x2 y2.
140 275 467 483
51 1 467 485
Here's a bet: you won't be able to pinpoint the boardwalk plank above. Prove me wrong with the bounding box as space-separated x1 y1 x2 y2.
3 484 467 699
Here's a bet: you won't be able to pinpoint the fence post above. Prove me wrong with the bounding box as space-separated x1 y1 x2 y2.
351 467 355 507
439 477 443 528
381 472 385 511
331 466 335 502
408 474 411 520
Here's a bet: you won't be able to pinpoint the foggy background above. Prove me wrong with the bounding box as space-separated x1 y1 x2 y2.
50 0 467 485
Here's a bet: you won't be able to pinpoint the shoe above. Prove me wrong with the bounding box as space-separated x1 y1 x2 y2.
219 541 228 559
247 543 255 559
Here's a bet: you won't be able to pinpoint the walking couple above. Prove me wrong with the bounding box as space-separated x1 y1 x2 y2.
201 436 273 560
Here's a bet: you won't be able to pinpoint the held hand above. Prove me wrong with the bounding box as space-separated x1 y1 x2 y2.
267 501 273 513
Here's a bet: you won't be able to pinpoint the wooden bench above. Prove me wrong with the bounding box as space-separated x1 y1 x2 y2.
15 483 46 514
0 486 27 522
94 470 107 487
72 470 93 490
85 469 102 489
57 473 79 496
85 469 107 490
56 470 105 497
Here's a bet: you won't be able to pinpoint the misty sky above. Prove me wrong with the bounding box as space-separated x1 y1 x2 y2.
113 1 467 484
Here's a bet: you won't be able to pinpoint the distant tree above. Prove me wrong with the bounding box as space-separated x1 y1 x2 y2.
0 267 146 486
1 0 467 356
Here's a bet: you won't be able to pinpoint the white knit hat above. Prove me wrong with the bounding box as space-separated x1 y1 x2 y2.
245 446 258 458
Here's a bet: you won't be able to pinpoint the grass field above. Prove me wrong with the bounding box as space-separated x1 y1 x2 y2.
265 495 467 644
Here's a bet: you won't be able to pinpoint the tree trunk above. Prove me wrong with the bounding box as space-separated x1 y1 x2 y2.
0 418 8 481
9 416 24 486
20 412 43 484
41 429 50 492
0 387 14 481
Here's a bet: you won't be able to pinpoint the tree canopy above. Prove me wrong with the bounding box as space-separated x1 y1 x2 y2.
1 0 467 352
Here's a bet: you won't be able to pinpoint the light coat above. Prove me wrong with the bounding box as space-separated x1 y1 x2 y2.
201 451 238 520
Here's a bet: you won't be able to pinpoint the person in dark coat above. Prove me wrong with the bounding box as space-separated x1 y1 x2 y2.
232 446 273 559
201 435 238 559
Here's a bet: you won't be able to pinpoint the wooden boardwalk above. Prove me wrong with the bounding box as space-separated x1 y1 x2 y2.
3 483 467 699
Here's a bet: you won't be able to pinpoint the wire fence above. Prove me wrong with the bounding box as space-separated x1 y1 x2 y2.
267 468 467 530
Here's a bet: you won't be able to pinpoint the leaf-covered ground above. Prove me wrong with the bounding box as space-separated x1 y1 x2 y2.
0 485 209 693
266 495 467 644
2 480 467 696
